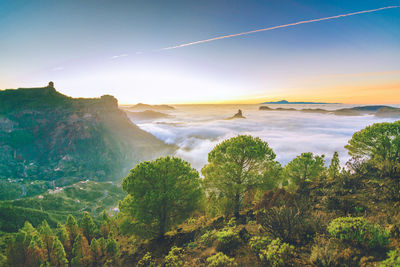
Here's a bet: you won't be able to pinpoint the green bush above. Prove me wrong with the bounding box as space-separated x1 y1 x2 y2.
215 228 241 254
137 252 157 267
249 235 271 254
327 217 389 249
259 238 294 267
206 252 237 267
227 217 236 227
164 246 185 267
380 250 400 267
200 230 216 247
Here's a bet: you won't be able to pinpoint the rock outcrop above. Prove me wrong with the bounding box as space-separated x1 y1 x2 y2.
227 109 246 119
0 83 175 181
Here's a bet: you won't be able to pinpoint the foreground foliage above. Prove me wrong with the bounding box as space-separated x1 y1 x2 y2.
120 156 202 238
328 216 389 249
1 120 400 266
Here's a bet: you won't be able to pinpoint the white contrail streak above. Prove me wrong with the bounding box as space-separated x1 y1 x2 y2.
160 6 399 50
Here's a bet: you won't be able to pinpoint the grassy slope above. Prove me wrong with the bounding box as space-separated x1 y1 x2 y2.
0 181 124 232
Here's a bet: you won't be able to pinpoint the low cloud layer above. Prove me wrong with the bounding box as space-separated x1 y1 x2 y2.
129 105 399 170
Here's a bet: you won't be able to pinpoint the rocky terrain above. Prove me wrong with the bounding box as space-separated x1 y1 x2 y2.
0 82 174 183
226 109 246 119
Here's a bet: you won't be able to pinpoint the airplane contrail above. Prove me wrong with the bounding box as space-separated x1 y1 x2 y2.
160 6 399 50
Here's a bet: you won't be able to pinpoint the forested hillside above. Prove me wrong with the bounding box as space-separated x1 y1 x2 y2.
0 83 174 185
1 120 399 266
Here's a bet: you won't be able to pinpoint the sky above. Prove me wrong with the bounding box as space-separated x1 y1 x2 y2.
0 0 399 104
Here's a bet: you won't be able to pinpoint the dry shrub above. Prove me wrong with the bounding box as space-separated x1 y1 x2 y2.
310 235 362 267
255 189 297 210
256 200 322 245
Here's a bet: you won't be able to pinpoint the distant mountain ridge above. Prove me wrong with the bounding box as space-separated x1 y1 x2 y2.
0 82 174 182
125 103 175 111
259 105 400 118
261 100 339 104
125 110 171 120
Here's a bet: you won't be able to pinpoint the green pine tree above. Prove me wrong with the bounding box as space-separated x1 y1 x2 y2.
80 212 98 243
328 151 341 179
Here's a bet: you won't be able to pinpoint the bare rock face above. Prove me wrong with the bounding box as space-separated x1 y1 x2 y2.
100 95 118 109
227 109 246 120
0 84 174 181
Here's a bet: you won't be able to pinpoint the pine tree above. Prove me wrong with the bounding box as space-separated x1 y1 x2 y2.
11 222 47 267
6 227 27 266
100 210 111 238
90 238 102 267
6 222 48 267
38 220 54 263
71 234 92 267
97 237 107 258
328 151 341 179
56 222 71 260
80 212 98 243
50 237 68 267
65 215 79 242
105 235 119 264
26 233 47 267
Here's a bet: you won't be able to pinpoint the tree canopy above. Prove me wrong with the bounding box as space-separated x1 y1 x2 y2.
345 120 400 178
121 156 202 238
284 152 326 188
202 135 278 217
328 151 340 179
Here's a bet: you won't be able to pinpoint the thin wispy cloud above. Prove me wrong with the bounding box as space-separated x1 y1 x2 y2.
52 66 64 71
160 6 399 51
110 54 128 60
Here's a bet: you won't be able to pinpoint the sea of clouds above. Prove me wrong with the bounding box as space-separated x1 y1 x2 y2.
127 104 399 171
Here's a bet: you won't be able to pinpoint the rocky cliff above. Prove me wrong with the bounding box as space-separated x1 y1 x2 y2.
0 83 174 181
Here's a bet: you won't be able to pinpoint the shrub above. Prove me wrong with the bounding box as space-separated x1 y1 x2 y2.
206 252 237 267
249 235 271 254
199 230 216 247
259 238 294 267
380 250 400 267
325 197 357 215
310 235 363 267
137 252 157 267
164 246 185 267
227 217 236 227
255 189 297 210
215 228 241 254
327 217 389 249
186 242 197 249
257 205 318 244
310 236 341 267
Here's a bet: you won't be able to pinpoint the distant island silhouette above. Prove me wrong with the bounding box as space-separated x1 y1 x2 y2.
261 100 340 104
126 103 175 111
259 105 400 118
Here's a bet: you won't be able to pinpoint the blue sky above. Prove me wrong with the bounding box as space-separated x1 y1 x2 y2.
0 0 399 103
